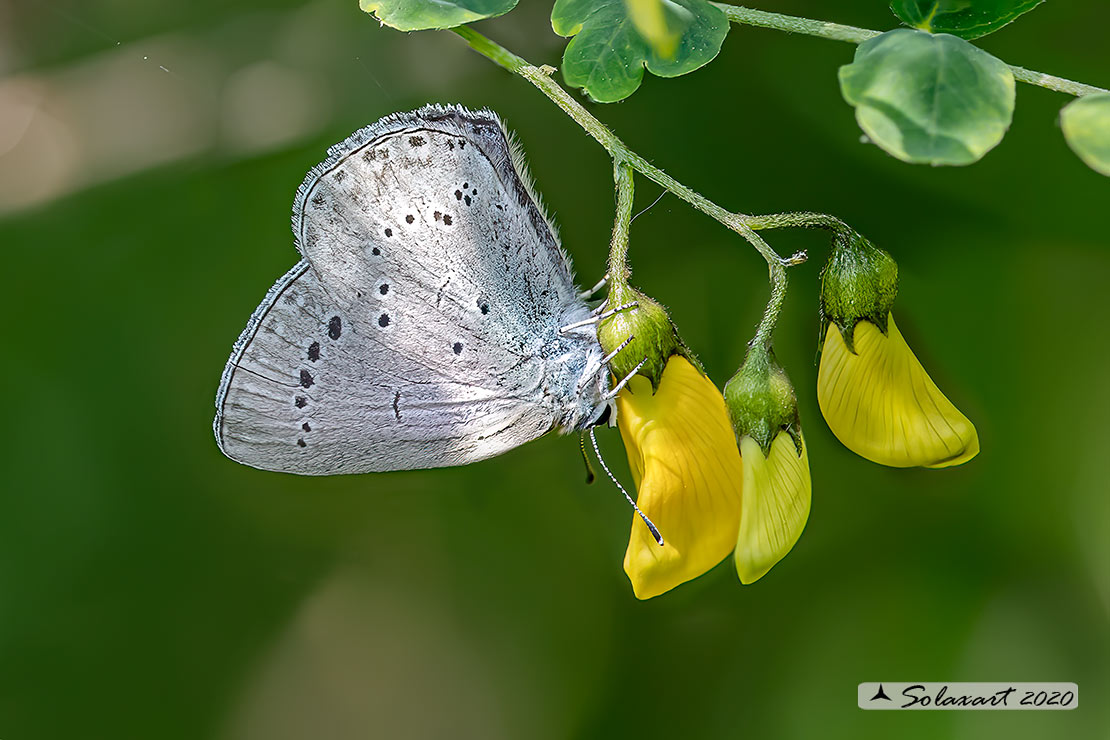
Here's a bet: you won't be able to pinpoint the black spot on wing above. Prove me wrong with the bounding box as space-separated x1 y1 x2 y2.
295 396 307 408
308 341 320 361
299 370 314 388
378 313 391 327
328 315 342 340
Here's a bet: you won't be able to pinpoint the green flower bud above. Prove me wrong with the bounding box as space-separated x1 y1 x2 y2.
597 282 693 392
723 346 801 456
724 345 810 584
819 229 898 353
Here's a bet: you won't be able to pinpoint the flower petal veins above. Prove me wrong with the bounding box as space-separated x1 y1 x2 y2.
616 356 743 599
818 315 978 468
735 432 811 584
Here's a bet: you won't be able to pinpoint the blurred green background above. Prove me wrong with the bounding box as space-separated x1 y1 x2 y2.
2 1 1108 738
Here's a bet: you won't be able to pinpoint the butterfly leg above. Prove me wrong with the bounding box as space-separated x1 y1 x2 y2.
603 356 648 400
575 333 634 396
599 334 633 365
578 273 609 301
559 302 637 334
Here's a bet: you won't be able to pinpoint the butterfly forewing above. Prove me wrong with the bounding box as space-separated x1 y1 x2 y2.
295 107 577 340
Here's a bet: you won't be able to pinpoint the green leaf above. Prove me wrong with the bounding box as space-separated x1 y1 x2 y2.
838 29 1015 166
358 0 517 31
890 0 1044 40
1061 93 1110 177
551 0 727 103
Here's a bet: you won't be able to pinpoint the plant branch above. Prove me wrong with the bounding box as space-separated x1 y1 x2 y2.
746 211 849 233
610 161 634 287
452 25 526 72
450 28 806 345
453 29 757 239
713 3 1109 97
714 3 879 43
750 229 788 350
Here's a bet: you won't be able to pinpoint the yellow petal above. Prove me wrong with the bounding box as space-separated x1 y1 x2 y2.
735 431 811 584
817 314 979 468
616 355 743 600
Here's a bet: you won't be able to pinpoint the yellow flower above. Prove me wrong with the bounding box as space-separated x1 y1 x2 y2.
724 349 812 584
616 355 743 600
817 314 979 468
735 431 811 584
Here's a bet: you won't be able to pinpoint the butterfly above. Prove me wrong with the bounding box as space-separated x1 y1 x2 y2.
214 105 616 475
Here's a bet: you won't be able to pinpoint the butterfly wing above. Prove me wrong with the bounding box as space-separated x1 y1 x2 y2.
215 106 592 474
293 104 579 341
215 261 555 474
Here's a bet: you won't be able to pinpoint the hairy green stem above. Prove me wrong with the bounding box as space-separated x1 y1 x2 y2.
450 28 803 345
714 3 878 43
1006 65 1107 98
610 162 635 287
452 25 526 72
746 211 849 233
713 3 1109 97
515 64 752 234
749 229 788 351
514 64 796 337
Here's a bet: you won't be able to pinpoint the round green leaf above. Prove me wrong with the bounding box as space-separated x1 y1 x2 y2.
838 29 1015 166
551 0 727 103
359 0 518 31
890 0 1044 40
1061 93 1110 177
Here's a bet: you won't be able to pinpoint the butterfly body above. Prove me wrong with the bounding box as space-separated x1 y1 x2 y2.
214 105 610 475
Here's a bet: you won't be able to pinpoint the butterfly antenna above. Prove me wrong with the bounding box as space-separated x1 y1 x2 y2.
579 432 596 484
588 428 664 546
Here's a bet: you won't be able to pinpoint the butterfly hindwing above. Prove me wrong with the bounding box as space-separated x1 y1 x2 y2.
215 261 556 474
